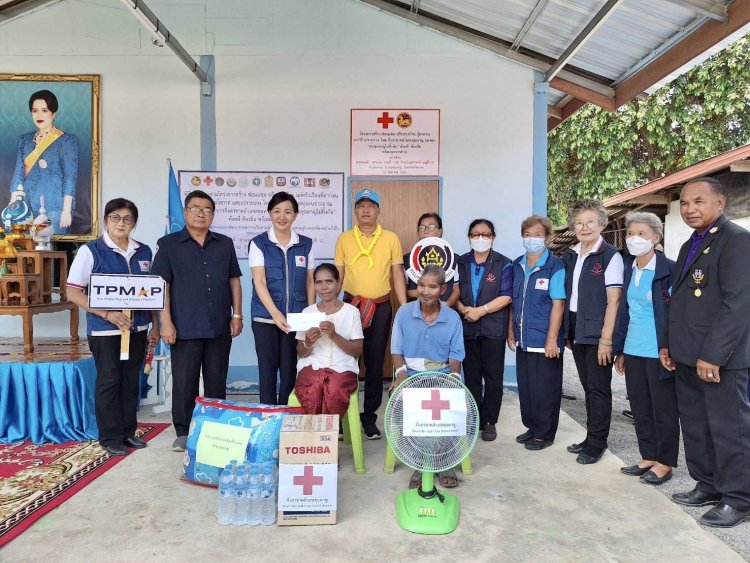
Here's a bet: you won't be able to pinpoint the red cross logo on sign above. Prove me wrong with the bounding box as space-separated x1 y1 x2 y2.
421 389 451 421
377 111 394 129
203 176 214 186
293 465 324 496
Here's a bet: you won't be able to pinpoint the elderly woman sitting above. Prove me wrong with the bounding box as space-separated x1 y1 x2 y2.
295 263 364 415
613 212 679 485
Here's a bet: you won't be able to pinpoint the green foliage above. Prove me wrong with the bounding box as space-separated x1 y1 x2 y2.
548 35 750 226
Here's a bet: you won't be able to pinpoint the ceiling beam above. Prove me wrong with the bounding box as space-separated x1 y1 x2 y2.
550 76 615 110
547 97 587 131
511 0 551 51
0 0 62 23
547 105 563 119
543 0 626 82
661 0 728 22
615 0 750 106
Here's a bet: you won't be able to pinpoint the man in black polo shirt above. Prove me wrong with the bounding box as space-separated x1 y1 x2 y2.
152 190 243 452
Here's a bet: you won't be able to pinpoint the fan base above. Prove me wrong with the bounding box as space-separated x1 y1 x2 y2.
395 488 459 535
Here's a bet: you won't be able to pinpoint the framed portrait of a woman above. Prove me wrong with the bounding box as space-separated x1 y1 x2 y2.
0 73 100 241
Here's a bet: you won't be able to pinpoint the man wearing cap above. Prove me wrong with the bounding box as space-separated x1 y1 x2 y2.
335 189 407 439
660 177 750 528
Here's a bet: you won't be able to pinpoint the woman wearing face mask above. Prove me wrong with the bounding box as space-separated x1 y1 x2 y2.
456 219 513 441
507 216 566 450
249 191 316 405
404 212 461 306
613 212 678 485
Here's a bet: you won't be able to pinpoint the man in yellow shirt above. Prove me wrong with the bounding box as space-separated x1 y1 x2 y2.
335 189 407 439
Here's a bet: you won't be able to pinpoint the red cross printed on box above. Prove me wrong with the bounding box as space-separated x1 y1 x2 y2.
377 111 394 129
421 389 451 421
293 465 324 496
203 176 214 186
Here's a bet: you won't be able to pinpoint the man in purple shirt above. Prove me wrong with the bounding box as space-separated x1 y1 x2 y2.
660 177 750 528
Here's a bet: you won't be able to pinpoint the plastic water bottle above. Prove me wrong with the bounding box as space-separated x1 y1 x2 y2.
232 470 248 526
260 465 276 526
247 467 261 526
216 469 234 526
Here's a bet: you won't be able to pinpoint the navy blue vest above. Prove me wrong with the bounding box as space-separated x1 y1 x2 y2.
457 250 511 340
512 252 566 350
250 231 313 319
563 241 619 345
85 237 153 335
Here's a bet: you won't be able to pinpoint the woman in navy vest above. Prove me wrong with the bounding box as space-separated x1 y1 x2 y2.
456 219 513 442
613 212 678 485
66 198 159 456
508 215 566 451
249 192 315 405
563 199 624 464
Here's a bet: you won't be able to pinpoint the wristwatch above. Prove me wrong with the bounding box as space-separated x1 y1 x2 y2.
232 314 243 320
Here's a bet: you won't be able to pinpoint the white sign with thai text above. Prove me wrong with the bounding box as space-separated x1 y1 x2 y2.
402 388 466 437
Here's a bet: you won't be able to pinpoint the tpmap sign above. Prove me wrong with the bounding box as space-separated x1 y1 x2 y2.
88 274 166 310
402 388 467 437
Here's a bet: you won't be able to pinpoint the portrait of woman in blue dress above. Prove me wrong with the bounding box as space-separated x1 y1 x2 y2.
7 89 79 235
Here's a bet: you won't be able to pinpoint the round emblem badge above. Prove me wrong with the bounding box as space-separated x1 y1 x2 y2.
191 176 201 186
39 159 47 169
406 237 456 283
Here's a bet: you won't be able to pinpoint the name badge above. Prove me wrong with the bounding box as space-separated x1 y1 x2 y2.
534 278 549 290
295 256 306 268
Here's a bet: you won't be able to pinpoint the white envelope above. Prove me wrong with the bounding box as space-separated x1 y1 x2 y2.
287 312 326 332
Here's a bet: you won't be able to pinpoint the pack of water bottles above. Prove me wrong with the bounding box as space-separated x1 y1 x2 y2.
216 460 278 527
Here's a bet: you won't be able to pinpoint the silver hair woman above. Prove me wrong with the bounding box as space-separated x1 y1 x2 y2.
562 198 624 464
612 211 679 485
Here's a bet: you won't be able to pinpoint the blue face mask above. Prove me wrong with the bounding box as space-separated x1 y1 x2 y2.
523 237 546 254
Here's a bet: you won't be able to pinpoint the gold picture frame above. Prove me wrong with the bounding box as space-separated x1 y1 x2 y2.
0 73 101 242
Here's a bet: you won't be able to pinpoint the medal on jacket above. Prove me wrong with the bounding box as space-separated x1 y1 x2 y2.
692 268 704 297
39 159 47 169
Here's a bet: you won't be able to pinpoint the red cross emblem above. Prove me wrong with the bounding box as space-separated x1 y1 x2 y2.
377 111 394 129
421 389 451 421
293 465 324 496
538 279 546 286
203 176 214 186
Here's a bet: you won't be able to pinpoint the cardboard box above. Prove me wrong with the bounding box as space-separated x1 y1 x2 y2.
277 414 338 525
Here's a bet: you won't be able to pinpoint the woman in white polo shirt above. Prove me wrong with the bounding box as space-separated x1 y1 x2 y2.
66 198 159 456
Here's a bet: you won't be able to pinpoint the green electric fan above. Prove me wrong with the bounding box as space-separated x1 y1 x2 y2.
384 371 479 535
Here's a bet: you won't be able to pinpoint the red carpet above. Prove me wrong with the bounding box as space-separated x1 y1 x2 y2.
0 422 169 547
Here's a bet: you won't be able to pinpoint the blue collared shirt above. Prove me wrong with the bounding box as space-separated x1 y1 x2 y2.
151 227 242 339
391 300 465 375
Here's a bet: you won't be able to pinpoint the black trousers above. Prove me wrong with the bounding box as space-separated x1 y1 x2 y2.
675 362 750 511
464 337 506 426
358 300 392 427
624 355 679 466
252 321 298 405
170 333 231 436
516 349 563 441
88 331 147 447
570 330 613 452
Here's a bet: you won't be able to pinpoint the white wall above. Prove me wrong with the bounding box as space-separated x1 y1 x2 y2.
0 0 535 370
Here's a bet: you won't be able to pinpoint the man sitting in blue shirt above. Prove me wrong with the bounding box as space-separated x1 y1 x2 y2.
390 264 465 488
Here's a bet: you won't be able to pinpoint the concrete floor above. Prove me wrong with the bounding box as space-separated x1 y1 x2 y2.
2 391 744 563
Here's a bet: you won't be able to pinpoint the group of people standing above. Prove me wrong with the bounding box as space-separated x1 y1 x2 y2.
67 175 750 528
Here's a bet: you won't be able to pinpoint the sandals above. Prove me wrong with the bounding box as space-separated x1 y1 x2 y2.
409 470 422 489
437 468 459 488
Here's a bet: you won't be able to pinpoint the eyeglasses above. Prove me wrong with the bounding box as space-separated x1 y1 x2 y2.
418 224 440 233
187 206 214 216
108 214 134 225
573 219 599 231
469 232 493 240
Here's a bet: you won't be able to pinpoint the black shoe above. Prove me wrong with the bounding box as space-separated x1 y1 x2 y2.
515 430 533 444
700 503 750 528
124 436 147 449
671 488 722 507
481 423 497 442
525 439 553 451
576 449 605 465
363 424 382 440
620 464 651 476
567 441 586 454
640 469 672 485
102 443 128 456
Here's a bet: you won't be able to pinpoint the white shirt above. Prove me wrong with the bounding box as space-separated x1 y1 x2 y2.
248 228 316 269
632 253 656 287
569 236 624 313
67 232 150 335
296 302 363 374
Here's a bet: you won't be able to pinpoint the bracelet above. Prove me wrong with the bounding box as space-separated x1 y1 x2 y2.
104 311 110 321
303 340 311 350
449 372 462 379
483 305 489 314
232 314 243 320
394 365 407 376
599 339 612 346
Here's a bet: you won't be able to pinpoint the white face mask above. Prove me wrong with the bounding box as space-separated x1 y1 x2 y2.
470 238 493 253
626 235 654 257
522 237 546 254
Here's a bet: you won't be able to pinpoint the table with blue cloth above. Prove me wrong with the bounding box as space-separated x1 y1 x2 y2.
0 355 98 443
